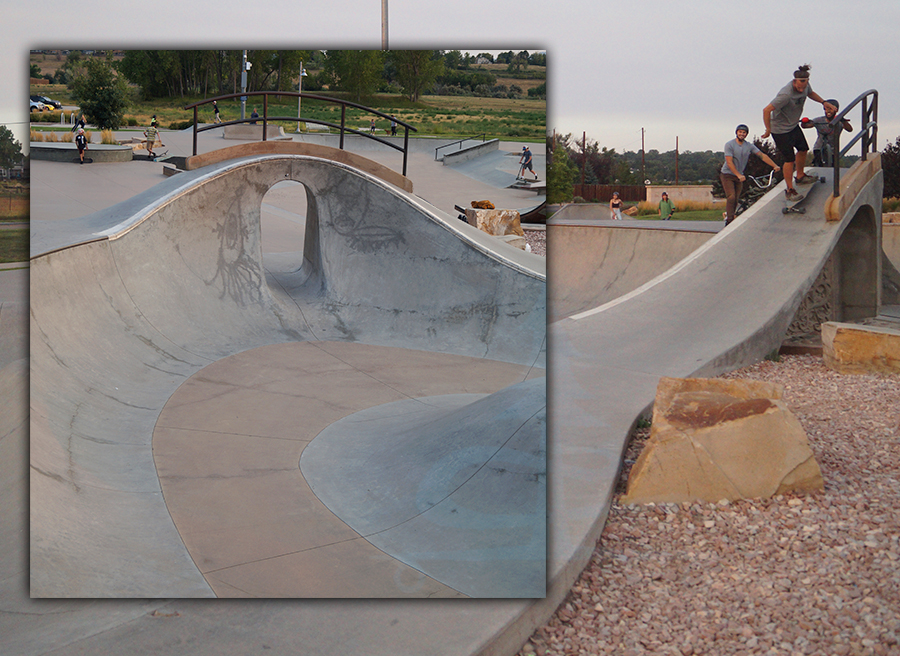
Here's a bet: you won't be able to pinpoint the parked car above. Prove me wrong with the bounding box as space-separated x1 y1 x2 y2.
32 94 61 109
30 99 46 112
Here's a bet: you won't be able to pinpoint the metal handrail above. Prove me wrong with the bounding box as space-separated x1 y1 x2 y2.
434 134 487 161
829 89 878 197
184 92 417 176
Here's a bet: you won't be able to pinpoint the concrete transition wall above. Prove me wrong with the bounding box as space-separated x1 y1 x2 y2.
29 142 134 163
441 138 500 165
30 153 545 598
646 185 716 205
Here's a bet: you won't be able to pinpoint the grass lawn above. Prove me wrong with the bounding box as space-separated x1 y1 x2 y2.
0 195 28 221
668 209 725 221
0 229 29 263
30 83 546 143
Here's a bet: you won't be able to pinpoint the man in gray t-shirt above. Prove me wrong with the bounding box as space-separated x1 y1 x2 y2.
762 64 836 201
720 124 780 225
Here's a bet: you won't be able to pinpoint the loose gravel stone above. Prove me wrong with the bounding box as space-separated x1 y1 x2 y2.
521 355 899 656
524 228 546 257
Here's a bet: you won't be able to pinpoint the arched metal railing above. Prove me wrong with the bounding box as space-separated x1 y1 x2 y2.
184 92 417 176
829 89 878 197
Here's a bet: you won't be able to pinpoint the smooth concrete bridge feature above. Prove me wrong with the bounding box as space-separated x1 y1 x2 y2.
30 152 546 602
544 160 883 643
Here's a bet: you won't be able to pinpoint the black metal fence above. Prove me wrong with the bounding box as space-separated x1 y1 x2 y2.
830 89 878 197
184 92 418 176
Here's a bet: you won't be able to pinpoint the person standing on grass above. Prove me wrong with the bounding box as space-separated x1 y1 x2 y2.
74 127 88 164
762 64 836 202
658 192 675 221
720 124 780 226
609 192 624 220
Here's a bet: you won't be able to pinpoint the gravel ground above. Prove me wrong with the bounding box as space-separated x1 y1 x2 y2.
521 354 900 656
525 228 546 257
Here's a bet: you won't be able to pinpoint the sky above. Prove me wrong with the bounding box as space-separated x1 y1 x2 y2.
5 0 900 156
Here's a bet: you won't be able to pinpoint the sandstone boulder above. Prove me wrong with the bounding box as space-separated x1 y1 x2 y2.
822 321 900 374
621 377 823 505
465 208 524 237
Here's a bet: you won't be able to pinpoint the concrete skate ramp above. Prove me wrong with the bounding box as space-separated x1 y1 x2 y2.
445 148 546 189
545 159 883 644
548 220 718 322
30 153 546 603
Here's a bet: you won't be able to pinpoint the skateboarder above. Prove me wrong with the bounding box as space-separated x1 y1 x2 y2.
74 127 88 164
519 146 538 180
762 64 836 202
720 124 780 225
801 99 852 167
144 121 159 159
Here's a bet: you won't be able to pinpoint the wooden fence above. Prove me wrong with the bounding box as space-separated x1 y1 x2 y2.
573 184 646 203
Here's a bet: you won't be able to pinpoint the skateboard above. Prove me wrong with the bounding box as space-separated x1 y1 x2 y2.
73 157 93 164
783 175 825 214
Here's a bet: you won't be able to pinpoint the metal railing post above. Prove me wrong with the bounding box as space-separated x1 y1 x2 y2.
262 94 268 142
192 106 198 156
340 105 346 150
403 127 409 177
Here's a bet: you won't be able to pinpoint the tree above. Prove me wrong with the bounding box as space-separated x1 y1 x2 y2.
322 50 383 102
882 135 900 199
548 136 578 203
0 126 23 169
30 63 41 78
71 55 130 130
389 51 443 102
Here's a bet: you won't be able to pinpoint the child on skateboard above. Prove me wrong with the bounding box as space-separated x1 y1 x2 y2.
75 127 88 164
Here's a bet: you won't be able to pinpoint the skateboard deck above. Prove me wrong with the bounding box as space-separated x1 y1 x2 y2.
73 157 93 164
783 175 825 214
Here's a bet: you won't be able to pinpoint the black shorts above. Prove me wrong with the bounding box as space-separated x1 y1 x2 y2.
772 126 809 163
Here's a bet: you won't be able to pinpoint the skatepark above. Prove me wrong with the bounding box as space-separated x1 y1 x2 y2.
3 103 894 655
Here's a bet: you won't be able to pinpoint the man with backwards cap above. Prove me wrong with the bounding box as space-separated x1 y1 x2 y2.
720 124 780 226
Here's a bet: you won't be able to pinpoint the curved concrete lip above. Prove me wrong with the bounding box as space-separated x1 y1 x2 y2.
152 340 545 598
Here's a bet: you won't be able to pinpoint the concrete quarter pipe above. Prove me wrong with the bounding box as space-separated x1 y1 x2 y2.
29 153 546 603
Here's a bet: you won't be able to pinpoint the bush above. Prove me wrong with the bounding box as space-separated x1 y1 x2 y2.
168 120 194 130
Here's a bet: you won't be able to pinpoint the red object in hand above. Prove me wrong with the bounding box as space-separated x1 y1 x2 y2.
802 117 810 123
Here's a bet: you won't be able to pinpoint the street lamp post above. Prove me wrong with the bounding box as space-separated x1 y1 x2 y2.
297 62 308 133
382 0 388 49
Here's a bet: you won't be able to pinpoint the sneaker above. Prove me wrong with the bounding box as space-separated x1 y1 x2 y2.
795 173 816 185
785 188 805 202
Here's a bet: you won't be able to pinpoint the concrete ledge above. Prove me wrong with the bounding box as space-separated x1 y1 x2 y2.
29 142 134 163
822 321 900 374
825 153 882 221
442 138 500 165
184 141 413 193
223 124 289 140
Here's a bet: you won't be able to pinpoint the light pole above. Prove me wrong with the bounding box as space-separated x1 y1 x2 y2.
296 62 308 133
382 0 388 49
240 50 252 120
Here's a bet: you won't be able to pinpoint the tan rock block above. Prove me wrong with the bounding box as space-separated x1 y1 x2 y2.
822 321 900 374
621 377 823 505
464 208 524 237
